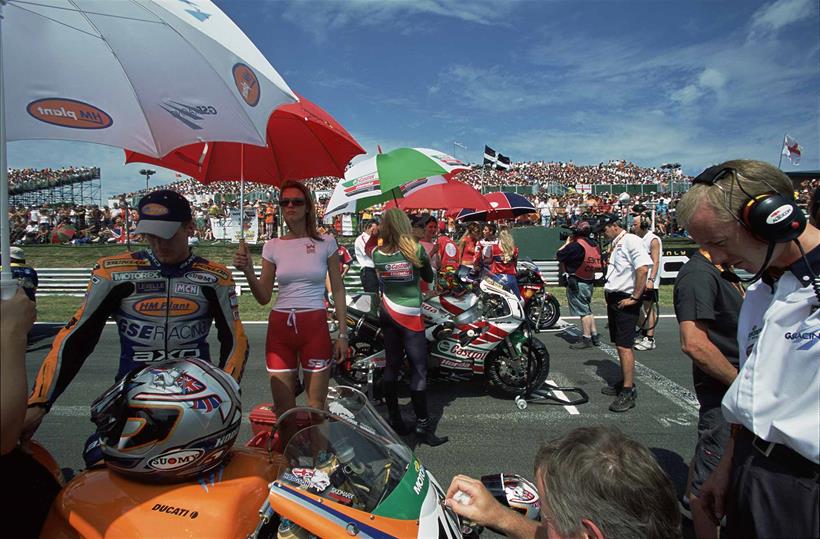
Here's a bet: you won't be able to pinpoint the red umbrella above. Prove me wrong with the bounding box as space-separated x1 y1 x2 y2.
124 95 365 186
383 179 491 211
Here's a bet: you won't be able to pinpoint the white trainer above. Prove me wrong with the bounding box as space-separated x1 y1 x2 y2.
634 337 656 351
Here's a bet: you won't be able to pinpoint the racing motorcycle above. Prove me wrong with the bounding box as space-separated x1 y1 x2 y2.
516 260 561 331
34 383 539 538
338 266 551 398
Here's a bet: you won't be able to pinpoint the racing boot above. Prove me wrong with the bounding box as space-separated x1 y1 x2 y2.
411 390 448 446
385 381 412 436
415 418 448 447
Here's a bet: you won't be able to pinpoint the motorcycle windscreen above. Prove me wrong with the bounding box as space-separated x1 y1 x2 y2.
276 412 414 515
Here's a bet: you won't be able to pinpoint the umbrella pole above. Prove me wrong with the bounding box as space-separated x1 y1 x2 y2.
239 144 245 245
0 2 15 299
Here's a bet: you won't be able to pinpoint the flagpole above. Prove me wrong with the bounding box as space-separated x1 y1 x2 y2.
777 132 786 169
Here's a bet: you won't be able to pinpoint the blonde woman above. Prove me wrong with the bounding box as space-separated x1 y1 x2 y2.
373 209 447 446
474 227 520 297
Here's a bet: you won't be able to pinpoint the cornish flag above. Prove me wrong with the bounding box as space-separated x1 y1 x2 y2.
496 154 512 171
483 145 497 166
782 135 802 165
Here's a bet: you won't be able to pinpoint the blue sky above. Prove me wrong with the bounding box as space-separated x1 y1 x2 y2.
8 0 819 199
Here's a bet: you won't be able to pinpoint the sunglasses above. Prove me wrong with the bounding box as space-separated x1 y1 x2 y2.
279 198 306 207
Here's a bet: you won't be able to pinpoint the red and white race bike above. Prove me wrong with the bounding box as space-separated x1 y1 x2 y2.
337 266 551 398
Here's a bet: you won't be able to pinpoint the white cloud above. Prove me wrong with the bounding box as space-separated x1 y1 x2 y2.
278 0 520 43
749 0 817 39
429 64 554 113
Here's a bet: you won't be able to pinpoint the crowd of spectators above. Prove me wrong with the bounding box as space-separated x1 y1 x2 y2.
6 164 816 246
8 166 99 194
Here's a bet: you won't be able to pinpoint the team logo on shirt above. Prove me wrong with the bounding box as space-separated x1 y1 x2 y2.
784 330 819 350
306 243 316 254
745 325 762 357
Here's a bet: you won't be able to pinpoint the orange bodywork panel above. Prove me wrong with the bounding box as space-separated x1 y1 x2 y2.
269 482 420 538
39 448 287 539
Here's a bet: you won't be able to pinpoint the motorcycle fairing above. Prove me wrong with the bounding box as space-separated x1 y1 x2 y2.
38 447 285 538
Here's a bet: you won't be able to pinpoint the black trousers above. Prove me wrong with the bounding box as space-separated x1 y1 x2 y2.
726 428 820 539
360 267 379 294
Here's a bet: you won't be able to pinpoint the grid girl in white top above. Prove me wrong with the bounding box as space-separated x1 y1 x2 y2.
235 181 347 438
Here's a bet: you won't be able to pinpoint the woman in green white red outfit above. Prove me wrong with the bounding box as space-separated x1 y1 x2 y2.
373 209 448 446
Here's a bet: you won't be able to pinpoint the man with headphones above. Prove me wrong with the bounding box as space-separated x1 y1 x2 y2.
630 204 662 351
676 160 819 539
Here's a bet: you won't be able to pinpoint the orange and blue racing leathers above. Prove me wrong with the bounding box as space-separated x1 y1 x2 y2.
29 250 248 410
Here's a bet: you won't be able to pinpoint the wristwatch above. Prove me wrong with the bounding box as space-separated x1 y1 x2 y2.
648 277 656 282
629 295 640 301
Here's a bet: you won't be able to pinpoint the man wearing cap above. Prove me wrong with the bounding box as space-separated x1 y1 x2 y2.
2 247 38 302
20 189 249 447
598 214 652 412
556 221 602 349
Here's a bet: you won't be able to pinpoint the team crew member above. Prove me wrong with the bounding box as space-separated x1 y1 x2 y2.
2 247 38 301
236 181 347 435
631 207 662 351
355 219 379 293
598 214 651 413
445 427 681 539
474 228 520 296
674 248 743 539
373 209 447 446
678 161 819 539
22 190 249 446
434 231 460 291
476 222 498 268
458 222 481 268
325 230 353 331
556 221 602 349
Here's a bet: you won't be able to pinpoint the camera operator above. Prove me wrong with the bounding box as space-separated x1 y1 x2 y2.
556 221 602 349
598 214 652 413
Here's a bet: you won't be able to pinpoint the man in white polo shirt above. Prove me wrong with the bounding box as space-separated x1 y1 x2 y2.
598 214 652 413
677 160 819 539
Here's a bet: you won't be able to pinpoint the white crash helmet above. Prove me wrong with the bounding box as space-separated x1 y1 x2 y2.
91 358 241 483
481 473 541 521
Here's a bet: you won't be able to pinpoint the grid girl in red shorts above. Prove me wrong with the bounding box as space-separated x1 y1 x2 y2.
235 181 347 433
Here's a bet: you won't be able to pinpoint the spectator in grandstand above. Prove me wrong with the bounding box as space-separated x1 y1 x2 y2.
235 180 347 444
679 161 818 539
445 426 681 539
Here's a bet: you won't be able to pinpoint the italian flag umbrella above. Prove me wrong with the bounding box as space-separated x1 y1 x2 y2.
324 148 468 217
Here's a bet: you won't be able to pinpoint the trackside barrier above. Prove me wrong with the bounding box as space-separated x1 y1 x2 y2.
33 262 563 297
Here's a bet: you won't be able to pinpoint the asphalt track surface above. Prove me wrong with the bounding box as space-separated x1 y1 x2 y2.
26 316 699 536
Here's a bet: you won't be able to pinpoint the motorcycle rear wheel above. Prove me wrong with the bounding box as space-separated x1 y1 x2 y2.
526 293 561 330
485 338 550 397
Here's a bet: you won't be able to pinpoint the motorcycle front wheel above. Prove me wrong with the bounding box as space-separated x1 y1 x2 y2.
485 338 550 397
526 293 561 330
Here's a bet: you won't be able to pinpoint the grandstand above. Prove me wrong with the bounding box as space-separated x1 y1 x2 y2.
10 167 101 207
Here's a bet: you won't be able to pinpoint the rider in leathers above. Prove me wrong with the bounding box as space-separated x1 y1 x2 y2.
21 190 248 446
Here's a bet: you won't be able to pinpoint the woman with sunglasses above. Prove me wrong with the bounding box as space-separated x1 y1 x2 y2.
374 209 448 446
234 181 347 438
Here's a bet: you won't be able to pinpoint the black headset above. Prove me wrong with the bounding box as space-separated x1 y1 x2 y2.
692 166 806 243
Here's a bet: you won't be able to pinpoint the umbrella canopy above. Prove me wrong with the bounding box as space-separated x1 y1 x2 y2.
383 179 490 211
124 95 365 185
457 192 537 221
325 148 468 217
1 0 299 295
3 0 297 156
